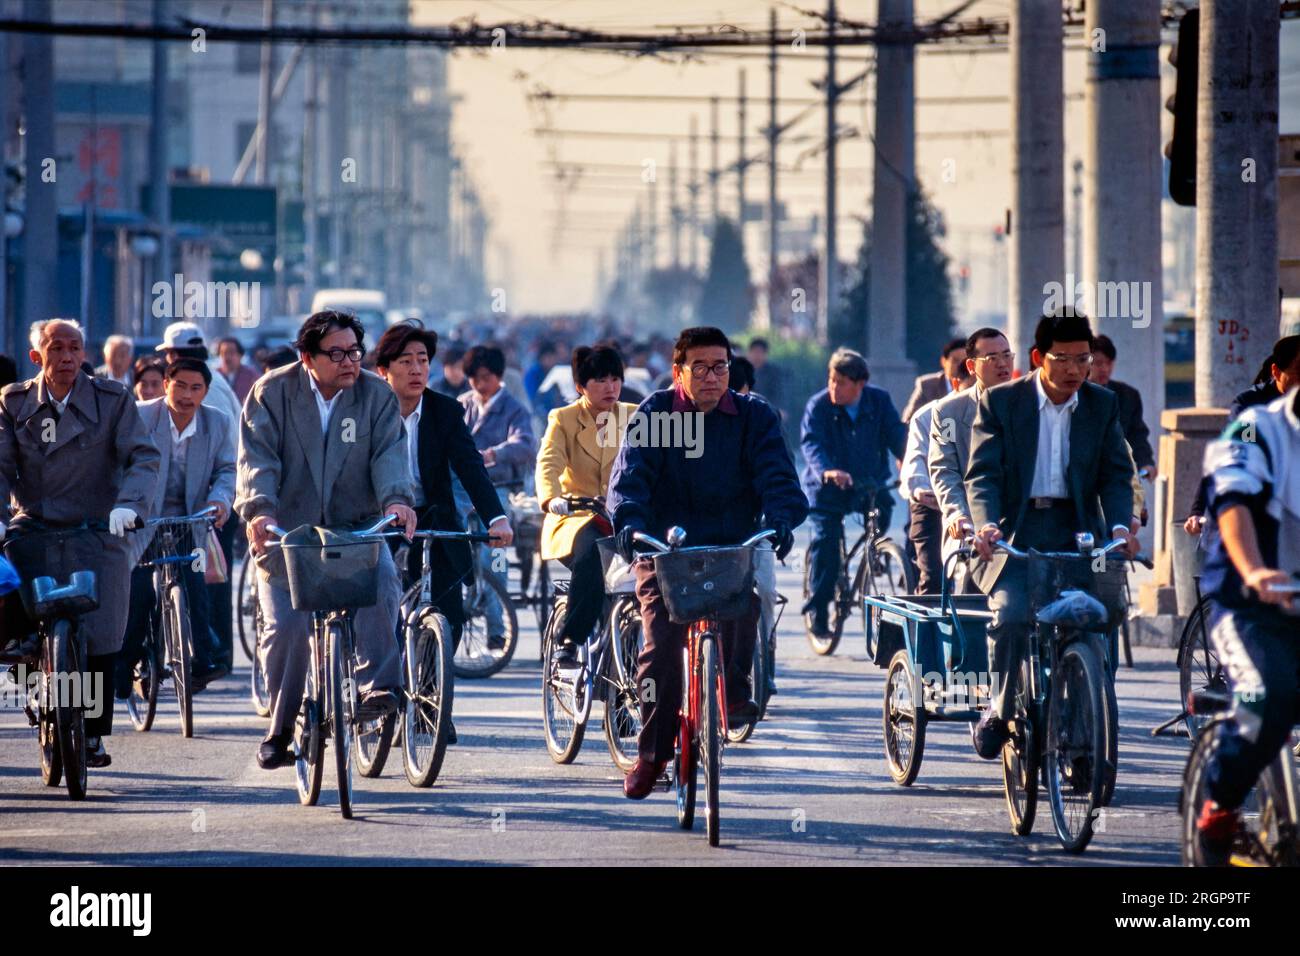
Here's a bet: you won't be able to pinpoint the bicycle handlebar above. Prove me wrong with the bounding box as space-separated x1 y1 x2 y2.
632 527 777 555
993 537 1154 568
139 505 219 529
264 513 397 547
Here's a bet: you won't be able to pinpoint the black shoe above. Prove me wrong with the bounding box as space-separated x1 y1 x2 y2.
191 661 230 693
446 720 458 746
486 634 507 653
809 608 830 638
727 698 760 724
358 688 400 720
554 640 580 667
971 710 1010 760
86 736 112 768
257 732 294 770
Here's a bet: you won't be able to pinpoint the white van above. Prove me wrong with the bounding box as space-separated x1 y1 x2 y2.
310 289 388 347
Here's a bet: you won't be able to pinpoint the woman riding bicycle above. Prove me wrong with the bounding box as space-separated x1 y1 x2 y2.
1189 384 1300 865
535 345 637 667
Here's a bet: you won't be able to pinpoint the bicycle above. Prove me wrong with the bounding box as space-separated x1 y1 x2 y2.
1180 580 1300 866
268 514 400 819
508 490 553 654
802 480 913 656
238 553 272 718
538 496 643 771
452 509 519 680
1176 577 1220 738
125 507 217 737
995 535 1152 853
635 526 776 848
727 548 786 744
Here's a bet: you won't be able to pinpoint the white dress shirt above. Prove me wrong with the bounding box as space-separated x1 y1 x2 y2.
1030 371 1078 499
402 404 424 506
308 375 340 434
900 399 938 504
169 411 198 455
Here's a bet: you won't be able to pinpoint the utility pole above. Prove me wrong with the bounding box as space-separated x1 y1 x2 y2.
818 0 837 345
737 68 747 231
767 6 779 332
1070 157 1082 282
149 0 170 332
689 114 700 272
709 96 720 231
1084 1 1163 423
669 140 680 271
1008 0 1064 371
302 3 320 305
22 0 57 343
1195 1 1280 406
327 41 349 286
256 0 275 184
866 0 917 403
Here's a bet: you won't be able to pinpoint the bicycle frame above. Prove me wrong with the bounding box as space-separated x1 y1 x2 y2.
684 618 729 743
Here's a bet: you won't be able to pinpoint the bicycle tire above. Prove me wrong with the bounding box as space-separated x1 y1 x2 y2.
533 557 552 650
1121 614 1134 668
251 625 271 718
1002 660 1039 836
38 642 62 787
541 597 586 763
354 711 395 779
236 557 257 661
295 681 324 806
51 619 87 800
725 636 761 745
675 714 697 830
700 635 722 847
883 650 927 786
1180 717 1223 866
603 597 642 773
164 579 194 739
865 537 913 598
1045 640 1107 853
329 621 354 819
126 628 160 733
803 551 842 656
1178 598 1221 738
402 610 455 788
1101 658 1119 807
454 570 519 679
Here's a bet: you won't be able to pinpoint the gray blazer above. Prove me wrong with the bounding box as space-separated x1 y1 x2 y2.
901 371 950 424
235 363 414 586
131 398 236 566
927 386 981 534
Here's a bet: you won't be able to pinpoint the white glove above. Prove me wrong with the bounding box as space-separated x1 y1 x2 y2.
108 508 138 538
546 498 570 516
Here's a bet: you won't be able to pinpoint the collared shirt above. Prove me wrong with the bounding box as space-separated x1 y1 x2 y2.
49 391 70 417
163 411 198 516
900 399 937 503
671 383 739 415
308 374 340 434
402 404 424 506
1030 371 1079 499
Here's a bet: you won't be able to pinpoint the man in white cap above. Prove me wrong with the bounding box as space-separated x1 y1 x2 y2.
157 321 242 430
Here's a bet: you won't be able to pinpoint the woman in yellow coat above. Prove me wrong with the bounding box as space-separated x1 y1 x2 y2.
536 345 638 664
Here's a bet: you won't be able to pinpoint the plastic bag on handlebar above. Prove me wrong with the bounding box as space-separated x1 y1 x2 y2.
1034 588 1109 630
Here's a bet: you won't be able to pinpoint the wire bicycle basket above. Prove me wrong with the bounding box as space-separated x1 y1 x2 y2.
136 517 209 569
281 525 383 612
652 545 756 624
1026 550 1129 630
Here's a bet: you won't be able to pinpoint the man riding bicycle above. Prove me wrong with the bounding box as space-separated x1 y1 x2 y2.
608 326 807 799
1191 383 1300 865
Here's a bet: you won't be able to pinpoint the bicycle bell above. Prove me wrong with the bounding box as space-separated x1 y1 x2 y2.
1075 531 1095 554
666 526 687 548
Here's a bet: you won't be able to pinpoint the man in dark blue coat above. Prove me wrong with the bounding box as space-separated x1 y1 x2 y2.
799 348 907 637
609 327 808 799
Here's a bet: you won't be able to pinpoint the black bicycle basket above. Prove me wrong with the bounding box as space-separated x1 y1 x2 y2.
281 525 382 612
652 545 755 624
1026 550 1128 629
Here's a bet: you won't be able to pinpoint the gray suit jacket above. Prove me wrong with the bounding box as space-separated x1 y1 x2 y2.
459 387 536 487
927 385 980 534
901 371 950 424
131 398 236 565
235 363 414 586
965 374 1135 592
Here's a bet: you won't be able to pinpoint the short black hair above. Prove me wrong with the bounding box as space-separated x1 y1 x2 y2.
133 356 165 381
572 345 624 388
217 336 245 356
729 355 756 392
942 337 967 359
965 327 1006 358
263 346 297 372
748 337 770 353
463 344 506 379
1091 334 1117 361
1033 313 1094 357
165 357 212 387
295 310 365 355
673 327 731 367
442 343 466 366
1272 334 1300 372
375 321 438 370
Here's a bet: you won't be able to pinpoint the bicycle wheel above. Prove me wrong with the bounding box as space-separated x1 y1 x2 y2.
1101 649 1119 807
37 646 62 787
236 557 257 661
700 635 722 847
455 570 519 678
883 650 927 786
1045 640 1107 853
329 621 354 819
1120 614 1134 668
51 619 87 800
1180 717 1227 866
294 658 324 806
402 610 455 788
863 538 913 598
541 597 586 763
1002 660 1039 836
163 579 194 739
604 597 642 773
803 550 842 656
674 715 697 830
1178 598 1222 738
126 629 160 733
726 631 762 744
354 712 395 779
533 557 552 641
250 624 271 718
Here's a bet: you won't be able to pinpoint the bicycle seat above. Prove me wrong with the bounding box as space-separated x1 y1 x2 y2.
26 571 99 619
1035 589 1108 629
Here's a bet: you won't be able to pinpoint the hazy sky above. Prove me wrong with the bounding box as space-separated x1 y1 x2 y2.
413 1 1300 318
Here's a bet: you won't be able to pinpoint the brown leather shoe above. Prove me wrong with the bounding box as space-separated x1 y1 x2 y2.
623 758 668 800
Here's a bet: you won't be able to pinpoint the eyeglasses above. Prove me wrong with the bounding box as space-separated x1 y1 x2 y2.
320 347 365 364
1043 352 1093 368
973 350 1014 364
687 361 730 379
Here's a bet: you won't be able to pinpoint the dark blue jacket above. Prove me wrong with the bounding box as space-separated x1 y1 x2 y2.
799 385 907 512
607 387 808 546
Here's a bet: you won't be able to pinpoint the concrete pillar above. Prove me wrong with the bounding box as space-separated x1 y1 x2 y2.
22 0 58 336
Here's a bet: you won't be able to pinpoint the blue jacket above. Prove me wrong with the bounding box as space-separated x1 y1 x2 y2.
608 387 808 546
799 385 907 512
459 387 537 487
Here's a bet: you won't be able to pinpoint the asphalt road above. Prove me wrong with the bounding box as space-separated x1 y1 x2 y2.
0 545 1192 866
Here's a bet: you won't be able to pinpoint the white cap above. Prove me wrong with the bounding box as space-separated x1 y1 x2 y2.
157 321 207 352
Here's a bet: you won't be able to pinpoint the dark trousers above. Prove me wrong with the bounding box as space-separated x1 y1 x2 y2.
206 517 236 668
1205 602 1300 810
85 653 115 738
632 559 759 764
116 564 216 697
402 533 471 651
908 500 943 595
803 508 845 617
556 523 605 645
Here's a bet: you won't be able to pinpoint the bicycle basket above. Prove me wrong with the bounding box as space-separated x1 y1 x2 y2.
137 517 205 568
281 525 382 612
596 536 636 594
1027 551 1128 629
652 545 755 624
508 492 544 550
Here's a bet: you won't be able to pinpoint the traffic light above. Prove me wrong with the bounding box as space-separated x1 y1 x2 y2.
1165 8 1198 206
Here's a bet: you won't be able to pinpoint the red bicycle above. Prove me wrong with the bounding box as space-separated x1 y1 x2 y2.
634 526 775 847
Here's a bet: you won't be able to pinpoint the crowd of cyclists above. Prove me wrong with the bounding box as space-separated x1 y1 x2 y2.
0 308 1296 864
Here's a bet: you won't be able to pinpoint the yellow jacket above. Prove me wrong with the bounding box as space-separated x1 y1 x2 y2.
535 398 638 560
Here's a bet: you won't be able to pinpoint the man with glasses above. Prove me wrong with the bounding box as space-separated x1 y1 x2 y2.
609 326 807 799
236 310 417 770
965 313 1138 757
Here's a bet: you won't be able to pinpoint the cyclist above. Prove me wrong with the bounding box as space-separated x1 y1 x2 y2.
237 311 417 771
1189 383 1300 865
116 358 236 699
535 345 637 666
799 348 906 639
0 318 161 768
608 326 807 799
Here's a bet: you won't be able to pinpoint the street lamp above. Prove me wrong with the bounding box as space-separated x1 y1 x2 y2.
240 248 264 272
